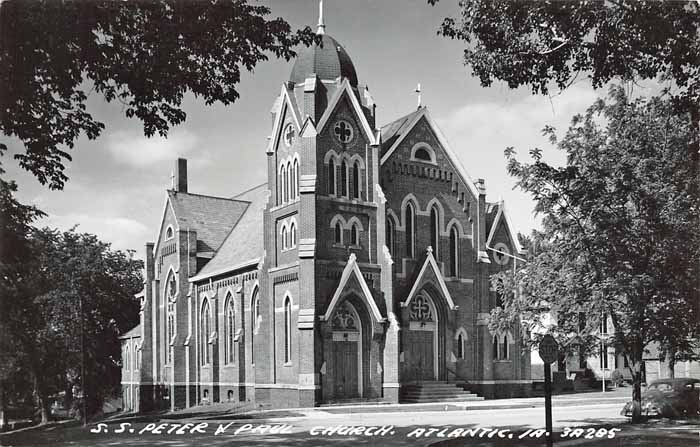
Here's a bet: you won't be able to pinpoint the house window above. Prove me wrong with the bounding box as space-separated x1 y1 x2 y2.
430 206 439 258
351 224 359 246
225 293 235 365
284 297 292 364
340 160 348 197
449 226 458 277
201 299 211 366
405 203 415 258
328 158 336 195
352 162 360 199
386 217 395 255
334 222 342 244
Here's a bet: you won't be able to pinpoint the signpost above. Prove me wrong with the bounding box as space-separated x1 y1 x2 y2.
539 334 559 447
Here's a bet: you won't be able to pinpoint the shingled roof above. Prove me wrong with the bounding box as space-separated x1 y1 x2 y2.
167 190 249 253
190 183 268 281
380 107 423 158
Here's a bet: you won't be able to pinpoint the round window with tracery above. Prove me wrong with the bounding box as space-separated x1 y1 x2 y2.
283 123 295 147
493 242 510 266
333 120 354 144
409 294 434 322
331 302 357 330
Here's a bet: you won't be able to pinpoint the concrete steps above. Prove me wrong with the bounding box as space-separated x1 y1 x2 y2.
400 381 484 403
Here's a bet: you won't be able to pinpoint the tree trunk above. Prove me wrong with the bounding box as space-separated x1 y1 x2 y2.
0 379 6 431
31 369 51 425
628 341 645 423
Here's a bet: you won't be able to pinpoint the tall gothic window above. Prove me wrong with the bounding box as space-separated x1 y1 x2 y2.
287 160 293 201
328 159 336 195
251 289 259 365
293 158 299 199
502 334 509 360
201 299 211 366
281 224 288 250
449 226 458 277
351 224 359 246
290 221 297 247
284 297 292 363
457 333 465 359
125 345 130 370
334 222 342 244
166 271 176 364
340 160 348 197
386 216 395 255
352 162 360 199
430 206 439 258
225 293 235 365
492 334 499 360
405 203 415 258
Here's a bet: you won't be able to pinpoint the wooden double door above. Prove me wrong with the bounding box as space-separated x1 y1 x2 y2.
406 329 435 381
332 339 359 399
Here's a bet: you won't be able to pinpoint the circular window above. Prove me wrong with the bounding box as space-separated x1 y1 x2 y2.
283 123 295 147
493 242 510 265
333 120 354 144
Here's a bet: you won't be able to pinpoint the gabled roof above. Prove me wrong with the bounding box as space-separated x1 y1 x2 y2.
266 85 302 153
316 78 377 146
379 106 480 201
167 190 249 252
379 108 423 157
120 324 141 340
189 183 268 282
401 247 457 310
485 200 526 255
321 253 384 323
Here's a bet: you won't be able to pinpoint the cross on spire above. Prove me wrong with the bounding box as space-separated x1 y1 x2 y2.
415 83 422 109
316 0 325 35
170 170 175 189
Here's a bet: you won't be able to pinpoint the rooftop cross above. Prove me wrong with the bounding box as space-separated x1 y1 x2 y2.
415 83 422 109
316 0 325 35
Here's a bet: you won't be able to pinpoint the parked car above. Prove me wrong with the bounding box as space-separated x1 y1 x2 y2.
621 378 700 418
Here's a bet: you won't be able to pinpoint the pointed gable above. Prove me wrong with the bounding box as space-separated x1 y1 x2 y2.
401 247 457 310
486 201 526 256
321 253 384 323
267 85 303 153
316 79 377 146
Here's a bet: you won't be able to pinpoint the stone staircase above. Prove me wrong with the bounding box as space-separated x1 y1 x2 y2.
400 381 484 403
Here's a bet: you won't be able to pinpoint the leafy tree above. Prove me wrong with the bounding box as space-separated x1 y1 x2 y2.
491 87 700 422
4 227 143 423
0 0 314 189
429 0 700 165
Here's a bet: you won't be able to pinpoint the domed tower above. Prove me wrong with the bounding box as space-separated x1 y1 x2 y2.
258 1 391 406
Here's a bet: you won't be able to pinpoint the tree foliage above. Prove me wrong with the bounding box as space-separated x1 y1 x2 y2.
491 86 699 421
1 227 143 423
0 0 314 189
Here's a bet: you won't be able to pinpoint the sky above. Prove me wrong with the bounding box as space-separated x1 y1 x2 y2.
5 0 657 261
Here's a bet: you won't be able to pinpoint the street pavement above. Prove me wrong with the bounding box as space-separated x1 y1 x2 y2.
1 394 698 447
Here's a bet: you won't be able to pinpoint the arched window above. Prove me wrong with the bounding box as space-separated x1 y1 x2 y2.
449 226 459 277
414 147 432 161
502 333 510 360
457 333 465 359
165 270 176 364
405 203 415 258
281 224 288 250
287 160 292 201
290 221 297 247
251 288 259 365
328 158 336 195
386 216 395 255
165 226 174 240
284 297 292 364
352 162 360 199
225 293 235 365
201 299 211 366
279 164 287 204
340 160 348 197
492 334 499 360
334 222 342 244
351 224 359 246
293 158 299 199
430 206 439 258
125 345 130 370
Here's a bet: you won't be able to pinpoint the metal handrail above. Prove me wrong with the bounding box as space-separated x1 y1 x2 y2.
446 366 470 386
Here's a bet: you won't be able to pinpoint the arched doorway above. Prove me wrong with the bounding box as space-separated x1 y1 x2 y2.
330 301 363 399
406 291 438 382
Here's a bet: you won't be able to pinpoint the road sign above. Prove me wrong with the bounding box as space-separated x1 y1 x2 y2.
539 334 558 364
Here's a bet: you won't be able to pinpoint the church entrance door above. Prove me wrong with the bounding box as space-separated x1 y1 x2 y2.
330 301 362 399
406 292 438 382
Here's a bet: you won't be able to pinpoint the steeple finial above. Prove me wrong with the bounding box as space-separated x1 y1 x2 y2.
415 83 422 109
316 0 325 35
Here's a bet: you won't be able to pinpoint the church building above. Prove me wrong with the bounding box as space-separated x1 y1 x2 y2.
121 6 531 411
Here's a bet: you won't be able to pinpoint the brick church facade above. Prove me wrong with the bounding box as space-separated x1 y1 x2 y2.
121 12 531 412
